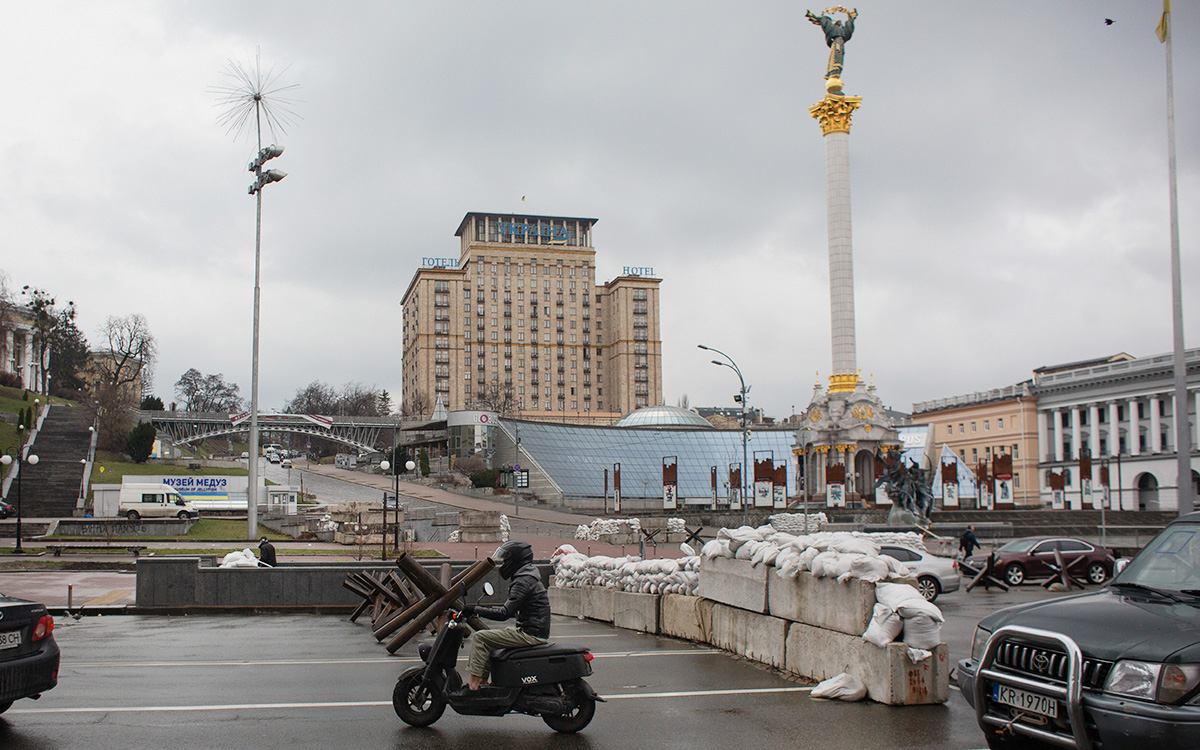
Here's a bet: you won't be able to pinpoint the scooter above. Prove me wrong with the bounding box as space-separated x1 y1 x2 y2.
393 583 603 733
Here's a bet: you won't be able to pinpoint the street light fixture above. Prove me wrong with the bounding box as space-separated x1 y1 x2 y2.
698 344 750 525
1 446 39 554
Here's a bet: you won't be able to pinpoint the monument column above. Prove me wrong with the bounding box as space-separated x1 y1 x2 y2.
810 94 862 393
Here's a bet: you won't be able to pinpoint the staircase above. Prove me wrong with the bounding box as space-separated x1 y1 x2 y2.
16 405 93 517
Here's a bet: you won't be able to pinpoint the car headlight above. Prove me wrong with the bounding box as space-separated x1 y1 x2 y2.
1105 661 1200 704
971 626 992 662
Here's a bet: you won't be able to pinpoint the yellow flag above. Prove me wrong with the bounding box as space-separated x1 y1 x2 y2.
1156 0 1170 43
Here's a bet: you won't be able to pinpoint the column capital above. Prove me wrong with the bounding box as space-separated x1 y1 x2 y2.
809 94 862 135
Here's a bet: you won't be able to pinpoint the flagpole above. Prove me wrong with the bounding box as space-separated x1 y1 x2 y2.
1161 3 1193 515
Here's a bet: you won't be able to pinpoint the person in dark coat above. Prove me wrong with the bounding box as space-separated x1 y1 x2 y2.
457 540 550 693
959 525 980 558
258 537 277 567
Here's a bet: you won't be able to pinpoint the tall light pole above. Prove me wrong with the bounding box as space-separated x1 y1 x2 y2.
1 444 39 554
214 53 297 542
698 344 750 525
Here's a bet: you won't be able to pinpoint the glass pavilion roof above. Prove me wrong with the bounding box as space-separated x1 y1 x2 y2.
500 419 798 499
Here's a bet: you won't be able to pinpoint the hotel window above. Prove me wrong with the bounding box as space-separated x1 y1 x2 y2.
984 420 990 431
971 422 977 433
998 417 1005 429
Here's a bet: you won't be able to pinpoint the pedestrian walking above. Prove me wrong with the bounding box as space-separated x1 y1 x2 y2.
959 525 979 559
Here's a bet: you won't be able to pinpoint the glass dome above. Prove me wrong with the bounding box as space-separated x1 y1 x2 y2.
613 404 713 429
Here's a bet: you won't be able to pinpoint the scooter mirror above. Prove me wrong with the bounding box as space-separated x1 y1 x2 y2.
483 582 494 597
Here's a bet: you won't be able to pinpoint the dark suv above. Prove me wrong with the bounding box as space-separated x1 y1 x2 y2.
957 512 1200 749
0 593 60 714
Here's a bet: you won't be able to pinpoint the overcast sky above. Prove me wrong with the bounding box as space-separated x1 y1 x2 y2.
1 1 1195 420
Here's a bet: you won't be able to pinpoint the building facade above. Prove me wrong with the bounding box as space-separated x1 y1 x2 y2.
401 213 662 422
1033 349 1200 511
0 307 41 390
910 384 1041 507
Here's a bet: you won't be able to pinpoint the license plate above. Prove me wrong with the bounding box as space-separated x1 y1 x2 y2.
0 630 21 649
991 684 1058 718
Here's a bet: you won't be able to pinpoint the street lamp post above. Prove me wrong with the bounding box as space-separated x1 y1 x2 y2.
1 445 39 554
245 143 287 542
698 344 750 526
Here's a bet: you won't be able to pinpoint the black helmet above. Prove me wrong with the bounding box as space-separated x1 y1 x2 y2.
493 540 534 579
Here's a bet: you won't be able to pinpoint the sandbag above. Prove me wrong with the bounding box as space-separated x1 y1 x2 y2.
902 613 943 650
862 602 903 648
811 672 867 701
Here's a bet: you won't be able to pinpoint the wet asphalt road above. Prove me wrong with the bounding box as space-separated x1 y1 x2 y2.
0 583 1082 750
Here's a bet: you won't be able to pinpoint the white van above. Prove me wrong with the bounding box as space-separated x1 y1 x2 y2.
118 483 199 521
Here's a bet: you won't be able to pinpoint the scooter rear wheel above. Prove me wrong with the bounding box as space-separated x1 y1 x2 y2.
393 672 446 727
542 684 596 733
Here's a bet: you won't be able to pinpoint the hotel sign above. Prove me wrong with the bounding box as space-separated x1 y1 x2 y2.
422 257 460 269
622 266 655 276
497 221 569 244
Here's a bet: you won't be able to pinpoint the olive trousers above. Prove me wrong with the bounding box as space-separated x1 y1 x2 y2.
465 626 547 679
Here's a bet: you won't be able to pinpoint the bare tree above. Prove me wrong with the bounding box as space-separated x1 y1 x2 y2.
175 368 244 412
677 393 690 410
285 380 338 414
476 382 516 416
96 314 157 394
338 382 382 417
402 388 430 419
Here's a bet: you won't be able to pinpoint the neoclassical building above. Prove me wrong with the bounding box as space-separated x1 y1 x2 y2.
1033 350 1200 511
0 307 42 390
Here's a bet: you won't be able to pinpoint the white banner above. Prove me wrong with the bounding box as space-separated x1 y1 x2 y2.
772 484 786 509
754 480 773 507
827 483 845 508
663 484 677 510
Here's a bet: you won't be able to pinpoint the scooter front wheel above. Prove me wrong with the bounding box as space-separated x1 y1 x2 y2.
542 682 596 733
393 671 446 727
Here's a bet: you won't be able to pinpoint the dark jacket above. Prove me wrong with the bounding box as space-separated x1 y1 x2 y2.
258 541 277 567
959 529 979 557
474 564 551 639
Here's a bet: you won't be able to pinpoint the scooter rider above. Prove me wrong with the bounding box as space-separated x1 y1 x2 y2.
456 540 551 694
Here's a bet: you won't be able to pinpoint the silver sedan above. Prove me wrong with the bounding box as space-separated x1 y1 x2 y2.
880 544 961 602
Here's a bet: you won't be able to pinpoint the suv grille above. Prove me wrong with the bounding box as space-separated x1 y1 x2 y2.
994 641 1112 689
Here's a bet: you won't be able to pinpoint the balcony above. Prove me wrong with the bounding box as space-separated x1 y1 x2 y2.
557 366 565 373
477 323 485 330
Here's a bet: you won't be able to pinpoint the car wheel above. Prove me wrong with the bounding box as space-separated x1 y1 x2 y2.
177 511 192 520
916 575 941 602
126 510 140 521
1004 564 1026 586
1087 562 1108 584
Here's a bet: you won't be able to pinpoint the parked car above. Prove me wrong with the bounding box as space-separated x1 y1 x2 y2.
957 512 1200 749
0 593 60 714
0 500 13 519
879 544 961 601
966 536 1115 586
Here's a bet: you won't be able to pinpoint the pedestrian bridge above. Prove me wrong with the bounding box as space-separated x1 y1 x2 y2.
139 411 432 453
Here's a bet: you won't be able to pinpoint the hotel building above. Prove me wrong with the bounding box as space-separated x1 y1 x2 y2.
401 212 662 422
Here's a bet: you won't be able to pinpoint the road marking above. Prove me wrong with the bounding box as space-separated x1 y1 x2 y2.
10 686 813 715
66 648 719 669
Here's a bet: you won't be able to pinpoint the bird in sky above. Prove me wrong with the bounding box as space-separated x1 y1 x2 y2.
1105 18 1114 25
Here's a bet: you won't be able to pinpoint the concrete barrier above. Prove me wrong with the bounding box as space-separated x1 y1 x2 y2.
549 586 583 617
135 557 523 611
767 570 877 636
660 593 712 643
580 586 615 622
709 603 788 669
612 591 659 633
784 620 949 705
696 556 767 613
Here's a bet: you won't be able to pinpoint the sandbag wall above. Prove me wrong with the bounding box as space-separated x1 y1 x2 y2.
549 556 949 706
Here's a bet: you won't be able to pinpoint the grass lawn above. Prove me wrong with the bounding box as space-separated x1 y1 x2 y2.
90 451 249 485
